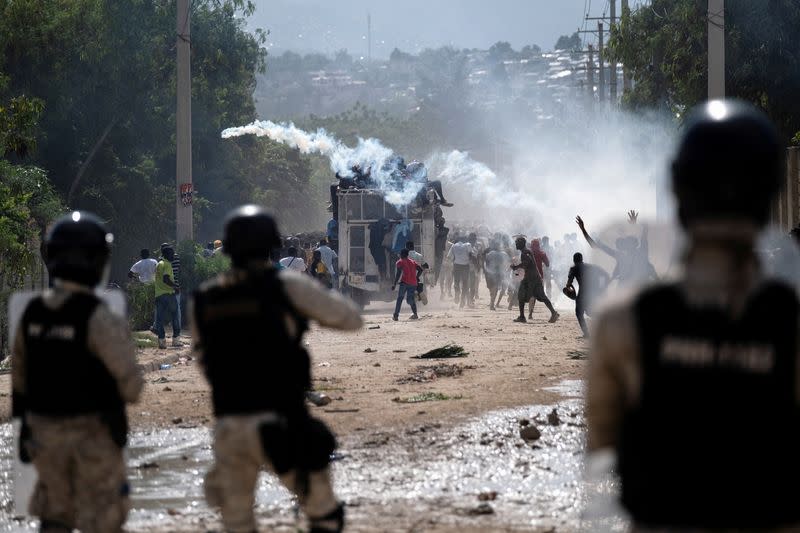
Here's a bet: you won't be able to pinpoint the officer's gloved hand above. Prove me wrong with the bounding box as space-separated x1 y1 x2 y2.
18 418 32 464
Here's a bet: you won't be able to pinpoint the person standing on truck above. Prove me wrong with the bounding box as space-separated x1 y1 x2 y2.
391 248 421 321
587 100 800 531
12 211 143 533
193 205 362 533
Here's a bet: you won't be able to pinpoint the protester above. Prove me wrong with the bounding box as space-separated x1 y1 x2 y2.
128 248 157 283
280 246 307 273
155 245 181 349
315 239 338 289
192 205 361 533
326 216 338 252
12 211 143 533
202 241 215 258
587 100 800 531
439 239 454 300
448 236 474 308
528 238 551 319
391 248 421 320
565 252 609 338
511 236 559 323
309 250 333 289
484 243 511 310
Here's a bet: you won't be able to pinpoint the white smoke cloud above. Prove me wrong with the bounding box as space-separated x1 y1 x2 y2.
222 120 425 206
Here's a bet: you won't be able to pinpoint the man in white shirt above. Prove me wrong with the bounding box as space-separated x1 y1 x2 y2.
279 246 307 272
447 237 474 308
315 239 339 288
128 249 158 283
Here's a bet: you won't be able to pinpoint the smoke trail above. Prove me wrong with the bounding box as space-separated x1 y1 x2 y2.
222 120 425 206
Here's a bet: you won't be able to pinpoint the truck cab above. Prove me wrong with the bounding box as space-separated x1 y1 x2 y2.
337 188 436 307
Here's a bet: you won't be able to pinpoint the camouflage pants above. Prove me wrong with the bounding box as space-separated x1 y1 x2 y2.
205 413 339 533
27 414 129 533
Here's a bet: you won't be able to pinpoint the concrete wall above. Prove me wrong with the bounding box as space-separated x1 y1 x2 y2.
771 147 800 231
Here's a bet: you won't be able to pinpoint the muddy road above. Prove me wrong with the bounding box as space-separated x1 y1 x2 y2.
0 289 609 532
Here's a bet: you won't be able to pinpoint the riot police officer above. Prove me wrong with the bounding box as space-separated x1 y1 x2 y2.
587 100 800 530
192 205 362 533
11 211 143 533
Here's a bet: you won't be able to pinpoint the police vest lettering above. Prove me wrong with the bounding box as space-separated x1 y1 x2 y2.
22 293 124 417
194 268 311 417
619 281 800 529
659 336 775 373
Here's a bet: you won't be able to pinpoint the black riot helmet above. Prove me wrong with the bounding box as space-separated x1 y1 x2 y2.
45 211 113 287
671 99 784 228
222 205 281 267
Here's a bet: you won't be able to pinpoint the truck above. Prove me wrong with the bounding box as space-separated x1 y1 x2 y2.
336 188 437 307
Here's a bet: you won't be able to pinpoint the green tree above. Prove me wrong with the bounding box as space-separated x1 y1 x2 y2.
554 32 582 51
608 0 800 140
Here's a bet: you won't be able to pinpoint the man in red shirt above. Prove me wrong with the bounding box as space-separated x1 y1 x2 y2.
529 238 551 319
392 248 422 321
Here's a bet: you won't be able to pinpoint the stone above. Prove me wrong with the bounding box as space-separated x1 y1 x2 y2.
547 408 561 426
519 425 541 442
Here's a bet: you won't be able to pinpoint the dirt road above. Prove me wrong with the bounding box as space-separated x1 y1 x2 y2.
0 288 593 531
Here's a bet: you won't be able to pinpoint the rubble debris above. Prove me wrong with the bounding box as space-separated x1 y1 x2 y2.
171 417 183 425
413 344 468 359
468 503 495 515
518 418 530 427
368 325 381 330
478 491 498 501
396 363 473 384
138 462 159 469
547 408 561 426
364 348 377 353
307 392 333 406
567 350 588 360
519 425 542 442
392 392 463 403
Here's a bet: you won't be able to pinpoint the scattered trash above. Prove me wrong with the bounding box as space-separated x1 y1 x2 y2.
520 425 542 441
478 491 498 501
396 363 474 384
171 417 183 425
329 451 348 462
368 325 381 330
518 418 530 427
163 386 172 392
547 408 561 426
468 503 495 515
151 376 169 384
373 363 381 367
413 344 469 359
323 408 360 413
138 462 159 469
306 392 333 406
392 392 463 404
567 350 588 360
317 361 331 367
159 364 171 370
392 349 407 353
364 348 377 353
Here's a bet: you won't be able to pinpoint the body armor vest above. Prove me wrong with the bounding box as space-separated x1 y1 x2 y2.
193 268 310 417
22 292 124 417
620 281 800 529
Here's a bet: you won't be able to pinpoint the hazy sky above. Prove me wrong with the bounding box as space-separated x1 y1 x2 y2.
248 0 592 58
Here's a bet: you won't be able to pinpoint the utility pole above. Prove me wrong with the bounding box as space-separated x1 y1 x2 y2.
598 22 605 102
708 0 725 99
367 12 372 64
609 1 617 102
621 0 632 92
587 44 595 106
176 0 193 243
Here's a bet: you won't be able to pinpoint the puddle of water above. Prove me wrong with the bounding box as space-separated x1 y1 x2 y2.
0 380 625 531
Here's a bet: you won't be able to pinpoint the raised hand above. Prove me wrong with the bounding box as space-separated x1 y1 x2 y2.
575 215 585 230
627 210 639 224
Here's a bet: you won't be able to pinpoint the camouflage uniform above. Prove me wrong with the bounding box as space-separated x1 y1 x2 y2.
12 283 143 533
192 268 362 532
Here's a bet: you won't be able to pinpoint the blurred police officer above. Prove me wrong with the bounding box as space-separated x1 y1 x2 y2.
192 205 362 533
12 211 143 533
587 100 800 531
